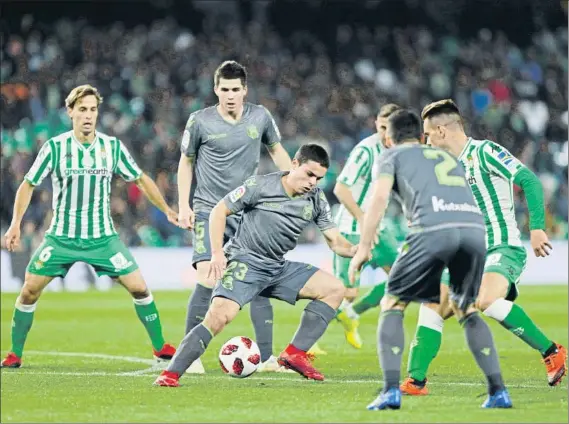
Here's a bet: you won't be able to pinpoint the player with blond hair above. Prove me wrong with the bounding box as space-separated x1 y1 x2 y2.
1 84 179 368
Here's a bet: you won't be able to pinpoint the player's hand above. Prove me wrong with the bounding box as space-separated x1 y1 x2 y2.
348 246 372 285
4 225 21 252
208 250 228 281
178 206 195 230
530 229 553 257
165 208 181 227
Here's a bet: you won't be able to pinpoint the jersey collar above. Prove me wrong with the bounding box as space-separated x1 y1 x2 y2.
457 137 472 160
71 131 98 151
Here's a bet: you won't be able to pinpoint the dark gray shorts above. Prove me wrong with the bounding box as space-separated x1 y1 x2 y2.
191 211 240 268
211 253 320 308
387 226 486 311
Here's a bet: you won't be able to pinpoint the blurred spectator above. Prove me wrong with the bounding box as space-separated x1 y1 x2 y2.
1 1 567 245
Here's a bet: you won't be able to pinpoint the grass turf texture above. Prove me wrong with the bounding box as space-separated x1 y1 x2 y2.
1 286 567 423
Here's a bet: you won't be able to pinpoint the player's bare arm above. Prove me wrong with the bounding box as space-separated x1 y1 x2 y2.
348 175 393 283
333 181 364 224
207 200 232 280
322 227 357 258
177 154 195 230
134 173 179 227
266 143 292 171
513 167 553 257
4 180 35 252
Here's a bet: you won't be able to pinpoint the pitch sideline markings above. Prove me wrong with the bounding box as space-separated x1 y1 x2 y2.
0 350 554 389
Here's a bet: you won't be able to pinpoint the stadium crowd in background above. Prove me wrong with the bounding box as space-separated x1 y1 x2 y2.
1 2 567 253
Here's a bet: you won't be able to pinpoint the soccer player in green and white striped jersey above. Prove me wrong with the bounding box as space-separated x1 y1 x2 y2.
332 104 402 348
399 99 566 395
1 85 180 369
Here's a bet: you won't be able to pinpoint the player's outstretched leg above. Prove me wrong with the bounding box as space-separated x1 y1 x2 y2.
118 270 176 362
1 273 53 368
453 302 512 408
401 278 455 395
478 273 567 386
367 296 405 411
278 271 344 381
154 297 240 387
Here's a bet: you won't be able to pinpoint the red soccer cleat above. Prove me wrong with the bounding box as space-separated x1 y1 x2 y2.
543 343 567 386
277 344 325 381
153 343 176 361
153 370 180 387
1 352 21 368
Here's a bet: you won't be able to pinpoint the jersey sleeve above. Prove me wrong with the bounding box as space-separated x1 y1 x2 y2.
374 148 397 181
314 190 336 231
115 140 143 182
261 106 281 147
480 141 524 181
180 112 202 157
337 146 372 187
223 176 260 213
24 141 53 186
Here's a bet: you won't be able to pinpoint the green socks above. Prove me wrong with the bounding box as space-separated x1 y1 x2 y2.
353 281 386 316
133 295 166 351
10 299 36 358
407 305 443 381
483 298 553 353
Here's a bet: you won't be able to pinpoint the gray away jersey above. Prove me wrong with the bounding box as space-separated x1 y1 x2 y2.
223 172 335 262
375 143 484 232
181 102 281 213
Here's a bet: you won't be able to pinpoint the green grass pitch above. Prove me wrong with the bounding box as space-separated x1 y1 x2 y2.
1 286 567 422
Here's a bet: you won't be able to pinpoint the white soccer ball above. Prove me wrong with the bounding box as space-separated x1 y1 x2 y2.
218 336 261 378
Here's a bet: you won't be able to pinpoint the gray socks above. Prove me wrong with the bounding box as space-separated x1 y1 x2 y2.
168 323 213 376
250 296 274 362
461 312 505 395
291 300 336 351
378 310 405 392
184 284 213 334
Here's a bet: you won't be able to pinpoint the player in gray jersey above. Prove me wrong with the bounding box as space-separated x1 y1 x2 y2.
155 145 355 386
349 110 511 410
176 61 293 373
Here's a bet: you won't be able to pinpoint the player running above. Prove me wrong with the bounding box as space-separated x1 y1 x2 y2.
177 61 294 373
1 85 178 368
154 144 355 386
350 109 512 410
399 99 567 396
332 104 401 349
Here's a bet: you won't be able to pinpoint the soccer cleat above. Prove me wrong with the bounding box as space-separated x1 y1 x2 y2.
400 377 429 395
153 343 176 362
307 342 327 356
481 389 513 408
187 358 206 374
257 355 295 373
0 352 21 368
336 311 362 349
278 346 325 381
153 370 180 387
542 343 567 386
367 387 402 410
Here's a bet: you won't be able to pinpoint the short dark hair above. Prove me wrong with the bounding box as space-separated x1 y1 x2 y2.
214 60 247 87
294 144 330 168
378 103 401 118
421 99 461 121
387 109 422 144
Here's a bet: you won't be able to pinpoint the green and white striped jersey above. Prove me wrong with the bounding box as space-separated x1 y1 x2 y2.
25 130 143 241
458 138 524 248
334 133 385 235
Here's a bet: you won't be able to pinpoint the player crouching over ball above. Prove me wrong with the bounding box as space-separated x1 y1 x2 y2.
154 144 357 386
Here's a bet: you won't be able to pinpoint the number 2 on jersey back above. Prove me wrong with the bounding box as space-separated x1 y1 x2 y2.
423 149 466 187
